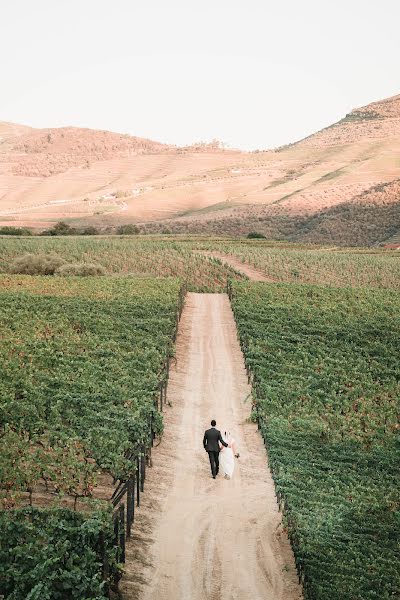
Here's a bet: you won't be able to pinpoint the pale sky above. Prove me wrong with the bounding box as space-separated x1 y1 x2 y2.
1 0 399 150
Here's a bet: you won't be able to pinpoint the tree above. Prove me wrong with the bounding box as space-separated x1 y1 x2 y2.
41 221 76 236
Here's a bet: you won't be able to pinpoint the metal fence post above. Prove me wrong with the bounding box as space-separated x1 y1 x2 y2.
113 511 119 547
136 457 140 506
140 447 145 492
127 476 134 537
119 504 125 563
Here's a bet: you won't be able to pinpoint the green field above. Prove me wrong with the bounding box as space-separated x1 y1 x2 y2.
230 281 400 599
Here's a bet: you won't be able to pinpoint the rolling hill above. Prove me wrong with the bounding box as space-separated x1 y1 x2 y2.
1 94 399 245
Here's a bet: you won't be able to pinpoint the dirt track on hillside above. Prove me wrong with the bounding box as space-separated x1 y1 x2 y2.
120 293 302 600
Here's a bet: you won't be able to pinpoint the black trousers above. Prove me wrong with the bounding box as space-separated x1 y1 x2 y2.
207 451 220 477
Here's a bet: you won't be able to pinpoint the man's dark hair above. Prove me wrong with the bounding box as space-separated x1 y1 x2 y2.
211 419 216 427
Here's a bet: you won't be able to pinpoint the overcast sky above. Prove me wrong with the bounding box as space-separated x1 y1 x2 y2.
1 0 399 150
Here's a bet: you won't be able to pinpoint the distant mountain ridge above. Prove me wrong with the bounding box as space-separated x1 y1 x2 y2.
0 93 399 246
0 121 33 141
5 126 172 177
283 94 400 150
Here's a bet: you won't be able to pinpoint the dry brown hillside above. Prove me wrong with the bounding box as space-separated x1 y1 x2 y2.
294 94 400 148
0 121 33 141
7 127 172 177
1 93 399 245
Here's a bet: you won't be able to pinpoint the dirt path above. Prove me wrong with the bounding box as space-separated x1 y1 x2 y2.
120 293 302 600
199 251 277 282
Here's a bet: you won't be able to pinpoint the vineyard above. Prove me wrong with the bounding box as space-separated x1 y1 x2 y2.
229 281 400 599
0 237 243 291
0 236 398 290
200 242 400 289
0 275 183 599
0 236 399 599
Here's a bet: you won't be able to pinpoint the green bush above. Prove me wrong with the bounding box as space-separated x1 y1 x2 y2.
55 263 106 276
81 226 99 235
10 253 66 275
247 231 266 239
116 224 139 235
0 226 32 236
41 221 77 236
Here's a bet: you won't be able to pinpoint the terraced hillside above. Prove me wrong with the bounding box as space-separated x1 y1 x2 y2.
1 94 400 245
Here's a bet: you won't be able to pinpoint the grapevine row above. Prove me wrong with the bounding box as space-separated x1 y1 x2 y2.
0 275 185 599
229 280 400 600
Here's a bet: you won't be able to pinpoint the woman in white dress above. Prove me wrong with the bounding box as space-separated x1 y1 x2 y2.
219 430 239 480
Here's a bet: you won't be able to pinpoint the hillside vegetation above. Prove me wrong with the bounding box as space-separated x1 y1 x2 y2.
140 199 400 246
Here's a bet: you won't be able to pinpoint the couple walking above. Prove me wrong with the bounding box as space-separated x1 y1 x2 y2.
203 419 239 479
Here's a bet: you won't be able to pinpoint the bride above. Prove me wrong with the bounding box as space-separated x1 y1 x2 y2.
219 430 239 480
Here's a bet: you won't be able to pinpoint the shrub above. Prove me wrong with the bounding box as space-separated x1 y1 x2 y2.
247 232 266 239
0 226 32 236
10 253 66 275
116 224 139 235
55 263 106 276
114 190 129 198
41 221 76 236
81 226 99 235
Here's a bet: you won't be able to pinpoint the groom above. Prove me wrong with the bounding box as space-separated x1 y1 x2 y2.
203 420 228 479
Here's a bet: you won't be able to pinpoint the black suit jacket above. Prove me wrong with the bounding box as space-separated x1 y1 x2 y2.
203 427 228 453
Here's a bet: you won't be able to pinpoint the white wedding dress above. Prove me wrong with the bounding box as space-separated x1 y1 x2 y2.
219 433 237 479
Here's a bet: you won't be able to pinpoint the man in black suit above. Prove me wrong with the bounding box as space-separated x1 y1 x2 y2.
203 419 228 479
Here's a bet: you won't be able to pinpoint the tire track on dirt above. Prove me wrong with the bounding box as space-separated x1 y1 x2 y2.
120 293 302 600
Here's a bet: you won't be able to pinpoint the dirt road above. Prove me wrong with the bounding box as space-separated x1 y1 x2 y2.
120 293 301 600
200 251 276 282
